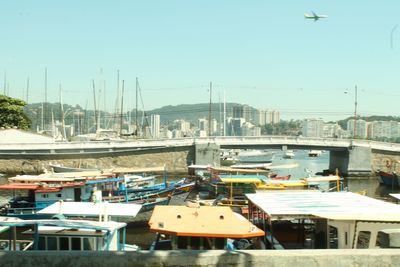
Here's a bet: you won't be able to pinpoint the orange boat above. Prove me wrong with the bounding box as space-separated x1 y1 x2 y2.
148 205 265 250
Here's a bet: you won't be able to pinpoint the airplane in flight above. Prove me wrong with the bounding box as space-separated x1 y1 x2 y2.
304 11 327 21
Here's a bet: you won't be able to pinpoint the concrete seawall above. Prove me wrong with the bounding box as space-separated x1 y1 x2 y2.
0 147 194 174
1 249 400 267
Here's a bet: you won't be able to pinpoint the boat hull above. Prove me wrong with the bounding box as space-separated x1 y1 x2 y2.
377 171 399 188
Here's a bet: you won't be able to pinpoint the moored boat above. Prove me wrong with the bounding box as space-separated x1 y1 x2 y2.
376 170 400 188
0 216 139 251
148 205 265 250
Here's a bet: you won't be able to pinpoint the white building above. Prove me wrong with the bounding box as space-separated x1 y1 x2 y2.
302 119 324 138
369 121 400 139
347 119 368 139
323 123 343 138
150 114 160 139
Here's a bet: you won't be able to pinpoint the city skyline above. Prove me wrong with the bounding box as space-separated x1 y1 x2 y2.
1 1 400 121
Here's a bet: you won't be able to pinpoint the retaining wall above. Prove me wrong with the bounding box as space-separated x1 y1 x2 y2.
1 249 400 267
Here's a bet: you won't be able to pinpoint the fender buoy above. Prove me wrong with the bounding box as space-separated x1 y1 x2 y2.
386 160 391 168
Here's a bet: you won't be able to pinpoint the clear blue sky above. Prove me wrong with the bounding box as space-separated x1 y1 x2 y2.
1 1 400 121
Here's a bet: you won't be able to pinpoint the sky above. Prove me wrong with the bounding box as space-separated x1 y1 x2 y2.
1 1 400 121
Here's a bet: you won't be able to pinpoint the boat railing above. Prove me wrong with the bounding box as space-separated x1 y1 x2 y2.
0 239 33 251
7 207 41 215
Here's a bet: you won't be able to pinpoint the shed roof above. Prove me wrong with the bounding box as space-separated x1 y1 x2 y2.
246 191 400 221
37 201 142 218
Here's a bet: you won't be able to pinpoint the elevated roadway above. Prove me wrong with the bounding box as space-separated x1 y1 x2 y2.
0 136 399 175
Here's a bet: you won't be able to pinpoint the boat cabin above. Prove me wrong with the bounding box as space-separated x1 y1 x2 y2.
148 205 265 250
0 217 136 251
246 191 400 249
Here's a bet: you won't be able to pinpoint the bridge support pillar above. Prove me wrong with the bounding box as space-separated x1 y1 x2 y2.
195 142 220 166
329 147 372 176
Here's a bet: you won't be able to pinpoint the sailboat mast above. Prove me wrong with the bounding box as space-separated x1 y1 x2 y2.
44 67 47 131
223 90 226 136
120 80 124 136
135 77 138 137
208 82 212 137
92 80 98 132
60 84 66 140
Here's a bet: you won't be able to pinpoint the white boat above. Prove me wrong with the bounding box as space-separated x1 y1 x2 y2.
308 150 322 157
236 150 274 163
283 150 295 159
0 217 139 251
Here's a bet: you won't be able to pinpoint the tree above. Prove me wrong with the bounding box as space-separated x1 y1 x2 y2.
0 95 31 130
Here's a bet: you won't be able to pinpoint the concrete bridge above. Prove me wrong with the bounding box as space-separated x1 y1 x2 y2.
0 136 400 175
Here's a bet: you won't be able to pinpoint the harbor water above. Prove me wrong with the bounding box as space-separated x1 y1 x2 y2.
0 149 398 249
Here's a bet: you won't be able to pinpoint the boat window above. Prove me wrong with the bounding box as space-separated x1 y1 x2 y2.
83 237 95 250
328 226 338 249
215 238 225 249
59 237 69 250
38 236 46 250
56 193 62 198
47 237 58 250
41 194 49 199
356 231 371 249
71 237 81 250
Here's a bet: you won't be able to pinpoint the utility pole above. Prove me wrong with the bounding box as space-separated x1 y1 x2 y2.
208 82 212 137
353 85 358 138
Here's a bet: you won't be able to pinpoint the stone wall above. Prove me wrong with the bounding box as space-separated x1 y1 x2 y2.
371 150 400 173
0 147 194 175
1 249 400 267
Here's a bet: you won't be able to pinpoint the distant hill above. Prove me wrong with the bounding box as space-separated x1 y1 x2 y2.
24 102 249 129
144 103 245 123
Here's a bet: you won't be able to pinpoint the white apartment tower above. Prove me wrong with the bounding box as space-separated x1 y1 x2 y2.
150 114 160 139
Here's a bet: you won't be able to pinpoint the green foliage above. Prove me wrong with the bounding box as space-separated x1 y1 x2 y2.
0 95 31 130
261 120 302 136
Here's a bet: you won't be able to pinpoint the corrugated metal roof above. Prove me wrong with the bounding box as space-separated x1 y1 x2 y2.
246 191 400 221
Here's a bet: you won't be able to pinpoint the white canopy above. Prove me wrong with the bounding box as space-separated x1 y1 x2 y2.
37 201 142 218
0 217 126 231
246 191 400 222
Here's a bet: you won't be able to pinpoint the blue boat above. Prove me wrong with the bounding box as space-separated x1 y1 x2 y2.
377 170 399 188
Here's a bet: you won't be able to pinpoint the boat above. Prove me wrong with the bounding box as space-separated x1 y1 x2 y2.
246 191 400 249
283 150 295 159
236 150 274 163
0 217 139 251
48 163 99 173
308 150 322 157
148 205 265 250
376 170 399 188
